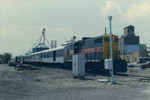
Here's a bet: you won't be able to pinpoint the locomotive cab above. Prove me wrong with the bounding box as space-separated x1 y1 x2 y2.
103 35 119 60
74 41 82 54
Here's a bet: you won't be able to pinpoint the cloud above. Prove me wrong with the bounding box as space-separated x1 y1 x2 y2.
139 31 150 46
0 25 73 56
125 3 150 22
100 1 150 45
100 1 125 20
101 1 150 23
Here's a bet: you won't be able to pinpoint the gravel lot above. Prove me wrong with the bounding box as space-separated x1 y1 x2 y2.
0 64 150 100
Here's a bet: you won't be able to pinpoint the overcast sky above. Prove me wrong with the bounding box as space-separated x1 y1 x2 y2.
0 0 150 56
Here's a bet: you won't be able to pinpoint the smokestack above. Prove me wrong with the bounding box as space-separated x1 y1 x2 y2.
105 27 107 35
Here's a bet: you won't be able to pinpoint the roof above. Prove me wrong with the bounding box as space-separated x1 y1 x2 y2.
28 46 64 56
124 25 134 29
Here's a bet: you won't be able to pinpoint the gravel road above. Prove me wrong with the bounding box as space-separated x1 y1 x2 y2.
0 64 150 100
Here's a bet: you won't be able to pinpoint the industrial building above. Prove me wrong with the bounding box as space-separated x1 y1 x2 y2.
119 25 140 54
124 51 150 63
119 25 150 63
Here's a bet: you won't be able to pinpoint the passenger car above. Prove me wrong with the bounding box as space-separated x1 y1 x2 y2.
127 62 140 67
8 58 16 66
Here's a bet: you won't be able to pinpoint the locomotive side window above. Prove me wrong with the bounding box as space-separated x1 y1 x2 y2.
94 38 103 43
114 39 118 42
104 38 110 42
74 43 79 54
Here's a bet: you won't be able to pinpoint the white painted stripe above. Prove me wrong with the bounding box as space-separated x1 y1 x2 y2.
67 60 100 62
42 57 64 63
85 60 100 62
140 57 150 59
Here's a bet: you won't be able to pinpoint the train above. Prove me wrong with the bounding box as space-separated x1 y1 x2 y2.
15 34 127 73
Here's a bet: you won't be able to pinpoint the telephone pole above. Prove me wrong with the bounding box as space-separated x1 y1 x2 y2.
42 28 46 45
108 16 114 83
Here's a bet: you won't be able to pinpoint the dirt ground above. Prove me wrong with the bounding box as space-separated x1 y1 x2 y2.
0 64 150 100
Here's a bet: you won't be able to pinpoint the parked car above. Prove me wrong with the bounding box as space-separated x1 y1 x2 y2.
127 62 140 68
8 58 16 66
140 61 150 69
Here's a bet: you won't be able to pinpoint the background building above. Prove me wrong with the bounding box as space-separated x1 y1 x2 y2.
118 25 150 63
119 25 140 62
124 51 150 63
119 25 140 54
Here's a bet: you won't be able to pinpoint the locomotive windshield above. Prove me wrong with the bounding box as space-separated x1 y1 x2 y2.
74 42 79 54
104 38 110 42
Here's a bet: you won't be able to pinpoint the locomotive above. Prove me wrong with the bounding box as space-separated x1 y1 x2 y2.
15 34 127 73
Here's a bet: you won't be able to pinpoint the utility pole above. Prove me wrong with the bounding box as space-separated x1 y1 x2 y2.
108 16 114 83
42 28 46 45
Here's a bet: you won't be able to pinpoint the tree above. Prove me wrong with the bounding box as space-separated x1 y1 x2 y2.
3 53 12 64
0 54 3 63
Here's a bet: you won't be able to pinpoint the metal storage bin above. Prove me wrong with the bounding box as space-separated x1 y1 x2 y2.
72 54 85 78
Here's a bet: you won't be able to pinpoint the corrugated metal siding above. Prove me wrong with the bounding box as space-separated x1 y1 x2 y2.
124 45 140 53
